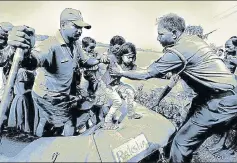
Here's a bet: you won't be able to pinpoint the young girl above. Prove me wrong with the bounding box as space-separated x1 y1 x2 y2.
111 42 142 119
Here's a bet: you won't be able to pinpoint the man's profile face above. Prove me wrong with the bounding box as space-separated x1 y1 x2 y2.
225 39 236 55
157 25 175 47
62 21 82 41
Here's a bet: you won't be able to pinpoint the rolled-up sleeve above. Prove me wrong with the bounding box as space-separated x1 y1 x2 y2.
147 52 183 78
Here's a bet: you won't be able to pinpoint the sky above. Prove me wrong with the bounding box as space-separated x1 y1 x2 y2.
0 1 237 51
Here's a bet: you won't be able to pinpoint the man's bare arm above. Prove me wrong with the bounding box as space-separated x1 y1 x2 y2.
110 63 160 80
120 69 153 80
110 50 184 81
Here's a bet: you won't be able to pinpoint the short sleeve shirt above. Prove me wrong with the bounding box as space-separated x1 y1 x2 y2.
147 47 237 94
148 52 183 78
32 31 89 98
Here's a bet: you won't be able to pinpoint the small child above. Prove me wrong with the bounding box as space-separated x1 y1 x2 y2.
111 42 142 119
80 37 122 130
102 35 126 86
82 37 107 77
82 37 98 57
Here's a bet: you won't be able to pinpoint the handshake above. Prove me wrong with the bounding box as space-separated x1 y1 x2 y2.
7 25 35 50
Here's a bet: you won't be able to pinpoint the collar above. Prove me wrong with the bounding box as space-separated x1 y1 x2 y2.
55 30 67 45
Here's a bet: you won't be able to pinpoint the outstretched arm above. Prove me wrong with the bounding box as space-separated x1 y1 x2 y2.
110 52 183 81
120 68 154 80
121 69 173 80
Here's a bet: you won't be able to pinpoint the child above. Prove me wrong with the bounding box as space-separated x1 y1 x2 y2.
82 37 107 78
80 37 122 130
82 37 97 57
102 35 126 86
110 42 142 119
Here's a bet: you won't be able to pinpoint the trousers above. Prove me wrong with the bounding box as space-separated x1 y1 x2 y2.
170 90 237 163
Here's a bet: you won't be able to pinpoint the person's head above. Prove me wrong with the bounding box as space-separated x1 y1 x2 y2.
117 42 137 67
82 37 96 53
60 8 91 42
0 22 14 48
109 35 126 54
225 36 237 56
217 48 224 57
156 13 186 47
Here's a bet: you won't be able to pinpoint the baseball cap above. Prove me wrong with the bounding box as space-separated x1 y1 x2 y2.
60 8 91 29
0 22 14 32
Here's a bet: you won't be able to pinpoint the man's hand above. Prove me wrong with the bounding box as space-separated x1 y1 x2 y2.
8 25 35 50
109 62 123 77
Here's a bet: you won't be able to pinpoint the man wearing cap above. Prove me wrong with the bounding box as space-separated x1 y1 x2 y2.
0 22 15 101
7 8 107 137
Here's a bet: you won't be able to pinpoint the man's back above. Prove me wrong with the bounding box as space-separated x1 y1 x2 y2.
164 34 237 94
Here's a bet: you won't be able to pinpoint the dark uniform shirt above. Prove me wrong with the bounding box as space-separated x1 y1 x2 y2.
148 34 237 95
31 31 89 98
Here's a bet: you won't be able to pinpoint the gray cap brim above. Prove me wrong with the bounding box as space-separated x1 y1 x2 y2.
72 20 91 29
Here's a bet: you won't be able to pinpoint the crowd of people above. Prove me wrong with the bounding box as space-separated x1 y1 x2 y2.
0 7 237 163
0 8 143 137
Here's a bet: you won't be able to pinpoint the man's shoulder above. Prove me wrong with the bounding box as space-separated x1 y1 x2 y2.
161 45 188 63
33 36 60 51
